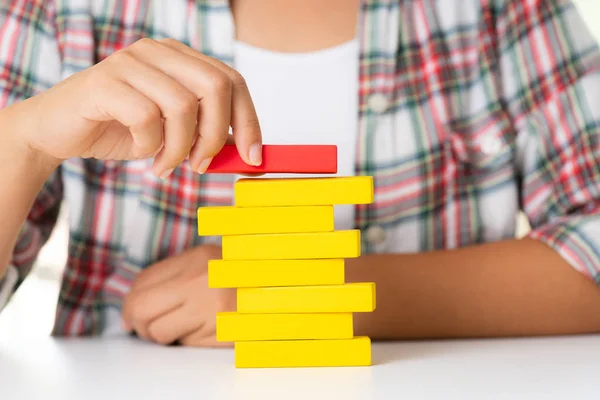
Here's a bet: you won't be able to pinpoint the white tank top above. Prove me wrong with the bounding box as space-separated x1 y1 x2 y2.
233 39 360 230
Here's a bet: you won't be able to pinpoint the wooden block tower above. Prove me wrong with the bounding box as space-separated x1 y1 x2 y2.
197 144 375 368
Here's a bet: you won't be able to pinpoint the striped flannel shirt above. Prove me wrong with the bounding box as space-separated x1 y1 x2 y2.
1 0 600 336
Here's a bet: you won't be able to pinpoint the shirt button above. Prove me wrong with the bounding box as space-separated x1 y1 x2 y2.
365 225 387 245
368 93 389 113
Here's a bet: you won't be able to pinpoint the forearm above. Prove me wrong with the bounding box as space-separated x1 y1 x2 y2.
0 101 59 278
347 238 600 340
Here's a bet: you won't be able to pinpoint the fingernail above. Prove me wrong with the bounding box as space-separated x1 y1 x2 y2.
197 157 213 174
160 168 174 180
249 143 262 166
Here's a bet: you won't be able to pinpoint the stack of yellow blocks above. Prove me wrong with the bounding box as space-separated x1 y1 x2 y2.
197 176 376 368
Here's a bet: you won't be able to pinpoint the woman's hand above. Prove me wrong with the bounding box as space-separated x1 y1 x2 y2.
13 38 262 178
121 244 235 347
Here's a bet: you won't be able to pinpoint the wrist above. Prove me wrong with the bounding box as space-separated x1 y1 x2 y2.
0 100 62 176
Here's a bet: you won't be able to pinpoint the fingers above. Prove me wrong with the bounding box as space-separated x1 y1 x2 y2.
174 288 235 346
91 38 261 176
187 96 226 173
121 280 185 339
89 73 163 158
123 280 234 346
110 52 199 178
227 68 263 167
146 304 205 345
127 39 233 173
157 39 263 169
129 256 187 293
131 245 220 292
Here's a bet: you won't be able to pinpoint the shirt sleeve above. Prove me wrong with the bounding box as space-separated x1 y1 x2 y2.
496 0 600 284
0 0 63 309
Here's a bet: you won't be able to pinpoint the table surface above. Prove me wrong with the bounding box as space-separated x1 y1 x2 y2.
2 277 600 399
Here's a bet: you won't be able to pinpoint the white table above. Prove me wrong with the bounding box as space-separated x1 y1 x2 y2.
2 277 600 399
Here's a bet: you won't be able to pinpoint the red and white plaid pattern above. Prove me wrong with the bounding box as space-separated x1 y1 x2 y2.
1 0 600 335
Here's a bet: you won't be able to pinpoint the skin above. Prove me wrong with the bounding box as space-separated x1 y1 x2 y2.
119 0 366 345
120 0 600 346
121 245 235 346
122 238 600 346
0 37 262 283
3 0 600 346
347 239 600 340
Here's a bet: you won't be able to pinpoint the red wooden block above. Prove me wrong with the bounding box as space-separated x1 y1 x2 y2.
205 144 338 174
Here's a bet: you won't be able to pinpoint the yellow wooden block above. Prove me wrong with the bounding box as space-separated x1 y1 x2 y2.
234 176 374 207
237 282 376 313
216 312 353 342
235 337 371 368
222 230 360 260
208 259 344 288
197 205 334 236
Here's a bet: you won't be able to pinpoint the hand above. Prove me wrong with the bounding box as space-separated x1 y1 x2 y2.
121 244 235 347
13 38 262 178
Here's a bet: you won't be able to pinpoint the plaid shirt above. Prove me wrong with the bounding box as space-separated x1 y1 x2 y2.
2 0 600 336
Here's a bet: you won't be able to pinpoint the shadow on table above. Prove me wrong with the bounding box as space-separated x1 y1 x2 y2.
371 339 477 366
371 341 414 366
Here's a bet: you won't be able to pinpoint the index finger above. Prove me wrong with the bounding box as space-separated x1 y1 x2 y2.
158 39 263 167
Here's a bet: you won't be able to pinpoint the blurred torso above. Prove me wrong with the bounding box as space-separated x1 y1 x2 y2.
41 0 523 336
